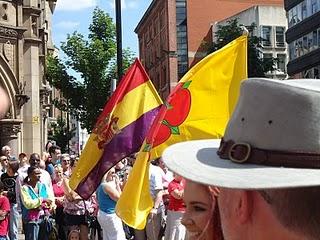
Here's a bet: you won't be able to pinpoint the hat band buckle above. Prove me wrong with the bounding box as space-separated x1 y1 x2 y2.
228 143 251 163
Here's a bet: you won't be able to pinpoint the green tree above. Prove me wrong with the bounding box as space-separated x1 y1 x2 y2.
48 118 76 153
211 19 275 77
46 7 134 131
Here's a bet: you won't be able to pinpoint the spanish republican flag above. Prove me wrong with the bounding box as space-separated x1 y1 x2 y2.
69 59 163 199
116 35 247 229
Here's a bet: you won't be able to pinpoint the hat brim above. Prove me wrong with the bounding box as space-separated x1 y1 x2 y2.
163 139 320 189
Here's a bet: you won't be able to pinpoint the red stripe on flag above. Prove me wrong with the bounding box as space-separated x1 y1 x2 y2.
97 58 149 123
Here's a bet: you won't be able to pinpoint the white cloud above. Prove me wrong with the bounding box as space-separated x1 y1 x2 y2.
127 1 139 9
107 0 139 10
54 21 80 29
55 0 97 11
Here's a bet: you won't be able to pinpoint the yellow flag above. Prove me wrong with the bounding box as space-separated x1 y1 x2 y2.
116 35 247 229
116 147 153 229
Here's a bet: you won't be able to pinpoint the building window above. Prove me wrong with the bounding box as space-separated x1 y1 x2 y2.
176 0 188 79
261 26 272 47
301 1 308 19
296 3 302 23
275 27 285 47
289 42 296 60
287 0 320 28
276 54 286 73
302 36 309 54
311 0 318 14
263 53 273 60
297 38 303 57
313 30 318 51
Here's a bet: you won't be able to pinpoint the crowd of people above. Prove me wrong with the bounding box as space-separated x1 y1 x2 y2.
0 143 188 240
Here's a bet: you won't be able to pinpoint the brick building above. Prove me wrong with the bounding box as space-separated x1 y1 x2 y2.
135 0 283 99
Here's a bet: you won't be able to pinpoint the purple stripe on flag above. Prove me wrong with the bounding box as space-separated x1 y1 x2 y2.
75 106 161 199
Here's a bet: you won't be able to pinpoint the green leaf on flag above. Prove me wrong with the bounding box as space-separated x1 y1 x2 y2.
183 81 192 89
170 126 180 135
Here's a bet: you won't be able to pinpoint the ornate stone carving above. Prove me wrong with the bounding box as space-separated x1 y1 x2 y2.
0 2 8 22
0 124 21 138
16 81 30 109
3 40 13 68
31 16 37 36
0 26 18 38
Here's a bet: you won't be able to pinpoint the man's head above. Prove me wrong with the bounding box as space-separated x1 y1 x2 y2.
29 153 41 168
163 78 320 240
48 145 61 163
1 145 11 157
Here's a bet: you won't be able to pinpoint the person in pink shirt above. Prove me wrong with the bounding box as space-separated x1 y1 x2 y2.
0 181 11 240
52 165 66 240
164 173 186 240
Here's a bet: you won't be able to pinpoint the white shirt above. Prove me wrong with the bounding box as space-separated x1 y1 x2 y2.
149 164 164 200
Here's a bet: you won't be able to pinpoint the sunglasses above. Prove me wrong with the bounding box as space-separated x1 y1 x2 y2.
31 158 41 161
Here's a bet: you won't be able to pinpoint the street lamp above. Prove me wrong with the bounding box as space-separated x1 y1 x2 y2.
115 0 123 82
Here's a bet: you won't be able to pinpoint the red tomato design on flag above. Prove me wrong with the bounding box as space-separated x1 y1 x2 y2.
165 82 192 126
145 81 192 150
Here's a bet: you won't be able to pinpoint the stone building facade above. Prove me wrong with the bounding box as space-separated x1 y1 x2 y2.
0 0 56 155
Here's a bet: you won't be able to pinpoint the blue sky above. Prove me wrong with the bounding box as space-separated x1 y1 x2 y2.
53 0 152 56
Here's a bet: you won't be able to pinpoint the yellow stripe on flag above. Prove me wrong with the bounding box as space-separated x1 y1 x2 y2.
113 80 162 129
69 133 103 190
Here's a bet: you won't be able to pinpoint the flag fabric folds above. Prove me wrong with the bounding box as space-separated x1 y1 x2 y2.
69 58 163 199
116 35 248 229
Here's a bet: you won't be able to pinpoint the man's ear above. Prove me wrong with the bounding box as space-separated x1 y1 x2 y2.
235 190 253 224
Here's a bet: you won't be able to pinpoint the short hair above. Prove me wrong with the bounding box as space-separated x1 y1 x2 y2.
1 145 10 154
61 153 70 161
8 160 19 173
29 153 40 166
263 187 320 240
19 152 27 158
48 145 61 156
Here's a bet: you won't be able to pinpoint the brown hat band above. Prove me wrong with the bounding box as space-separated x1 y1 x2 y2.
217 138 320 169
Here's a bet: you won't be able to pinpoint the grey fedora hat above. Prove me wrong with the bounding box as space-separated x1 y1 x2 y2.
163 78 320 189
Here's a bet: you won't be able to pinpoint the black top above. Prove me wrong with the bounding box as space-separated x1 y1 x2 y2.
1 173 17 204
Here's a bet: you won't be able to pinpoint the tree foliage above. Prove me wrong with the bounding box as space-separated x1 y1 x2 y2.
211 19 275 77
46 7 134 131
48 118 76 153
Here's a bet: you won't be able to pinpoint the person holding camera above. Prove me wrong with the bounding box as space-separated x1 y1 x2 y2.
97 167 125 240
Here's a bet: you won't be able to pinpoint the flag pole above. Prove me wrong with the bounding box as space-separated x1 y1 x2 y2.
115 0 123 81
